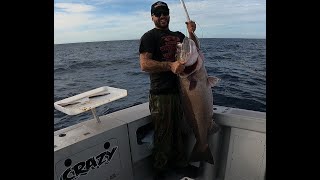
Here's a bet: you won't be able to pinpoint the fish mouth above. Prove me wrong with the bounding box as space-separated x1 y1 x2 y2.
183 59 198 75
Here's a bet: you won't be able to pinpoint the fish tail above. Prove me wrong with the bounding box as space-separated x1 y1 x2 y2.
189 143 214 165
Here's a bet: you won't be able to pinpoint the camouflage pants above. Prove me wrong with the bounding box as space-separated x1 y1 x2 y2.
149 93 189 173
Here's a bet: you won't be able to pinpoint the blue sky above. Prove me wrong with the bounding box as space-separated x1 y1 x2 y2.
54 0 266 44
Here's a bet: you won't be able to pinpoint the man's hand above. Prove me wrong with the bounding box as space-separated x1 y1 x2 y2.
170 61 186 74
185 20 199 49
186 21 196 33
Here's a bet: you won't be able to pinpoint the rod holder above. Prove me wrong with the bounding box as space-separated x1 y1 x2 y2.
91 108 101 123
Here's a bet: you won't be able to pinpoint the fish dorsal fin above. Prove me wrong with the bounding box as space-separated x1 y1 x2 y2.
207 76 220 87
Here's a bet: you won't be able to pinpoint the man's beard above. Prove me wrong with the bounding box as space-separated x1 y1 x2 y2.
154 17 170 29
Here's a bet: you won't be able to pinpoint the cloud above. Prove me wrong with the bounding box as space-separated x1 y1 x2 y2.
54 2 153 44
54 0 266 44
55 3 95 13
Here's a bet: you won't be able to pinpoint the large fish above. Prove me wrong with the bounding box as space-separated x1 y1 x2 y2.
176 37 220 164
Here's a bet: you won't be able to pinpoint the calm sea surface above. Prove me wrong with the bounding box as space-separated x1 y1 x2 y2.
54 38 266 131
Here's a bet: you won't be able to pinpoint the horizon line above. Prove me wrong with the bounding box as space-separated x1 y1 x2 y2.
55 37 266 45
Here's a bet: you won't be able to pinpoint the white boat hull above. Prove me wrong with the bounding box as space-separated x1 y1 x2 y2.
54 103 266 180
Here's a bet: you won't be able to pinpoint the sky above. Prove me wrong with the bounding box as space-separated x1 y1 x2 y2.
54 0 266 44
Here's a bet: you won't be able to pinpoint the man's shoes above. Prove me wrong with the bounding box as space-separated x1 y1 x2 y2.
180 177 195 180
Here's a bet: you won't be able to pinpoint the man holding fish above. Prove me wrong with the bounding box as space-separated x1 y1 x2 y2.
139 1 219 179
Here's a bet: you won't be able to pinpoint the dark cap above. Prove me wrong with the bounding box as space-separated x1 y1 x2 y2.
151 1 169 15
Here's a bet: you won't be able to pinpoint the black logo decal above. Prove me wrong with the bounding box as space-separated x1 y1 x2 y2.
59 143 118 180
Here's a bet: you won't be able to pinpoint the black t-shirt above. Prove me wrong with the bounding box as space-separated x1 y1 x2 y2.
139 28 185 94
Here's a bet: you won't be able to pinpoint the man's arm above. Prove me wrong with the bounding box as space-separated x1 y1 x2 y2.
140 52 185 74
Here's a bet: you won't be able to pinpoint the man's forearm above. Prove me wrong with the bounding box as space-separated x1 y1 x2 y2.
140 57 172 73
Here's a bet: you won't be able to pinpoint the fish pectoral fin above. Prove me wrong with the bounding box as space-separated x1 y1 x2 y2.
207 76 221 87
187 75 197 90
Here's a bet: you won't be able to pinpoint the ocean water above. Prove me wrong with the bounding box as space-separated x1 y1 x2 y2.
54 38 266 131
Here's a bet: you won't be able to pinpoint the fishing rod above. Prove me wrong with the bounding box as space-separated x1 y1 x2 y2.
180 0 191 21
179 0 200 48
